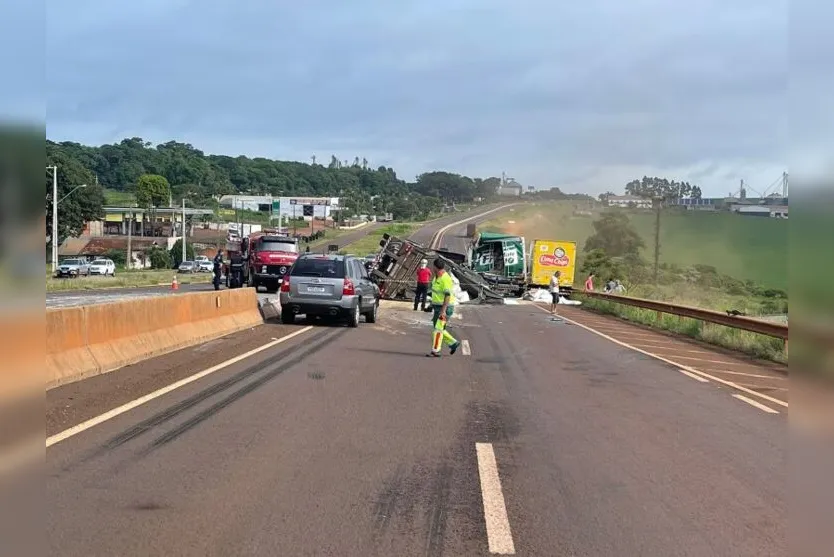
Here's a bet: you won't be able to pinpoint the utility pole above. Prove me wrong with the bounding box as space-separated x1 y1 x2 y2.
653 197 661 286
48 166 58 275
182 197 187 264
126 210 132 270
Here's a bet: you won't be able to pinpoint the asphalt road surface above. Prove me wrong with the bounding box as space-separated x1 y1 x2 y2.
46 205 517 309
409 203 520 253
46 300 785 556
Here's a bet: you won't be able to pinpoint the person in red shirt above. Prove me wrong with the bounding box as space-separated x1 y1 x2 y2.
584 273 595 291
414 259 431 311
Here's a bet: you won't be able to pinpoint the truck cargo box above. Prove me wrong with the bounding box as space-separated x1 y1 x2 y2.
529 239 577 290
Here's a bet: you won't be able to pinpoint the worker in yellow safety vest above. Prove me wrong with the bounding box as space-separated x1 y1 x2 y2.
427 258 461 357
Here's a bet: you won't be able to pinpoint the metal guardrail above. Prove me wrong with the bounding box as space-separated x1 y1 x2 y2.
579 291 789 340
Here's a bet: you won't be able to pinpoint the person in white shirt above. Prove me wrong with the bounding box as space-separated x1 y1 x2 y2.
549 271 561 314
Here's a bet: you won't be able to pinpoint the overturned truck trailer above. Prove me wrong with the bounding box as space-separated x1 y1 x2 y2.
371 234 505 303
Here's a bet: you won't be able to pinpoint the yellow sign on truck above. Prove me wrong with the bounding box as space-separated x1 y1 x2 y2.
529 240 577 289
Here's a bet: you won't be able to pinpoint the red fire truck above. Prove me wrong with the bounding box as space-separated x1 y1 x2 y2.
226 229 299 293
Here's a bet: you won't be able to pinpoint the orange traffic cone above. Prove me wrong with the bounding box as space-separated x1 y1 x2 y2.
171 275 179 290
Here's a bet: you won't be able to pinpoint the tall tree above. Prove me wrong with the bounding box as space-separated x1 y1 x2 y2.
135 174 171 208
584 212 645 257
45 148 105 244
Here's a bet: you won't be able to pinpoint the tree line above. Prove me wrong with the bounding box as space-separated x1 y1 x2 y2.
598 176 703 203
46 137 534 243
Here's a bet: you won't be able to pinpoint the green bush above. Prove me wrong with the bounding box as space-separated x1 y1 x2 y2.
104 248 126 267
169 239 196 267
148 246 172 269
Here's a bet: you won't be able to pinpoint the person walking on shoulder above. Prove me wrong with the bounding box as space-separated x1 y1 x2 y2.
414 258 431 311
428 259 461 357
549 270 562 315
584 273 595 292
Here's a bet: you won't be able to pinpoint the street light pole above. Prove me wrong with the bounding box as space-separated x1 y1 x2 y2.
48 164 87 275
49 166 58 275
182 198 186 264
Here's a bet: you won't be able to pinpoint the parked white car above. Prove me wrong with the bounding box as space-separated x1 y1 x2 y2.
194 255 213 272
88 258 116 276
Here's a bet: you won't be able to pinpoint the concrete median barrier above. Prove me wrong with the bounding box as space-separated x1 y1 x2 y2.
46 289 264 389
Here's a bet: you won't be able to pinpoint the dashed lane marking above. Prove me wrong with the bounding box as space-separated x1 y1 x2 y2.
461 340 471 356
46 326 315 448
732 394 780 414
529 305 789 409
476 443 516 554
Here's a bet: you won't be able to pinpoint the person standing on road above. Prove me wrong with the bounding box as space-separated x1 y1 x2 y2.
414 259 431 311
428 259 461 357
212 248 224 291
549 270 561 315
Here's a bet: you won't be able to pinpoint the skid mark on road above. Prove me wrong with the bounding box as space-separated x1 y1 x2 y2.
47 326 319 450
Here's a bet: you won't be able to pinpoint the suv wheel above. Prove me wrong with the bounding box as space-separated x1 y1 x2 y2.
348 302 360 328
281 311 295 324
364 299 379 323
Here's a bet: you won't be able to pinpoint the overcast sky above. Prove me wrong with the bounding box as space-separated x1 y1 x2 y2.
37 0 828 196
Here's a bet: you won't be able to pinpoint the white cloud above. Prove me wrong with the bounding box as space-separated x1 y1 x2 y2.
44 0 815 196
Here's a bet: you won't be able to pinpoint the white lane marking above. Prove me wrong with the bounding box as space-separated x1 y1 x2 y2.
431 204 518 248
476 443 516 554
732 394 780 414
701 368 787 380
461 340 471 356
677 369 710 383
621 342 716 355
46 326 315 448
531 305 789 409
656 353 788 373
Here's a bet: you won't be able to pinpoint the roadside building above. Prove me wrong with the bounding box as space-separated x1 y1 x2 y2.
219 195 341 221
606 195 652 209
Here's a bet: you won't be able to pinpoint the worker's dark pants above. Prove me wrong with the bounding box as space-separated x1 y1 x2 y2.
414 283 429 310
213 270 222 290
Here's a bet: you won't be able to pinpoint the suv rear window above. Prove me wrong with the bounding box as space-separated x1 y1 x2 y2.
290 257 345 278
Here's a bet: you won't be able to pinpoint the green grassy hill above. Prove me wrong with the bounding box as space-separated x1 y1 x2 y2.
481 203 787 290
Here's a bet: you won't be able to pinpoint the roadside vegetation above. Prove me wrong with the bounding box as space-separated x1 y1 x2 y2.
47 269 211 292
481 201 787 290
482 200 788 362
339 223 421 256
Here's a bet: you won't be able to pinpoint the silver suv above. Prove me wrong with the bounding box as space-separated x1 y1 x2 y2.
279 254 380 327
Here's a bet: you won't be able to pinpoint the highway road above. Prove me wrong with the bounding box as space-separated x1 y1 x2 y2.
46 300 785 556
46 205 515 309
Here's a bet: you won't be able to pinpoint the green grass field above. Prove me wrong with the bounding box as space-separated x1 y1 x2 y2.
103 188 137 206
481 202 787 290
47 269 212 292
339 223 421 255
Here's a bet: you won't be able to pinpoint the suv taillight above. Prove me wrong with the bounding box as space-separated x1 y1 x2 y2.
342 278 355 295
280 276 290 292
